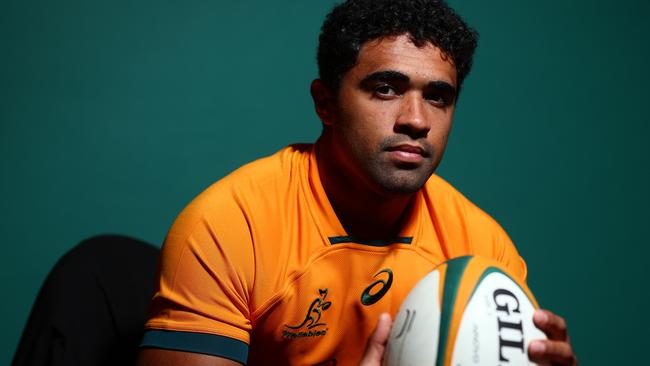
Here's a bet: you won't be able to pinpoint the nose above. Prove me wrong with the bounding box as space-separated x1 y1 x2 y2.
394 92 430 139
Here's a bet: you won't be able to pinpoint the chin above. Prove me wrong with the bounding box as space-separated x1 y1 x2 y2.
374 171 431 196
364 158 437 197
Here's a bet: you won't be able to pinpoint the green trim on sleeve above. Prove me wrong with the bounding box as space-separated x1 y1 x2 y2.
140 330 248 365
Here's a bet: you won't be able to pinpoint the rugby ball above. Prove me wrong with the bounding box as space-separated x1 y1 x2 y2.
383 256 546 366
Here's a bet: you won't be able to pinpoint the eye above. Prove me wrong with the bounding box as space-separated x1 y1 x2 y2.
424 92 451 107
375 84 398 98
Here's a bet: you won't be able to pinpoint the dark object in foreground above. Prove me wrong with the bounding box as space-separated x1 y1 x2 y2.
12 235 160 366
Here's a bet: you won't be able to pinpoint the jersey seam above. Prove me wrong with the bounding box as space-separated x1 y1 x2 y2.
167 216 211 294
233 193 257 315
164 213 254 325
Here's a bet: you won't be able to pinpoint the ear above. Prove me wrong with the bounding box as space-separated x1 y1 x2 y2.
310 79 336 126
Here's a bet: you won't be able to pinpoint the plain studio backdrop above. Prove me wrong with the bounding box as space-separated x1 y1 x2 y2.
1 0 648 364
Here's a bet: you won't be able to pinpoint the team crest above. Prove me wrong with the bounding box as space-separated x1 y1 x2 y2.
282 288 332 339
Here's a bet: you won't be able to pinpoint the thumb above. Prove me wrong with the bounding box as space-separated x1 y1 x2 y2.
359 313 392 366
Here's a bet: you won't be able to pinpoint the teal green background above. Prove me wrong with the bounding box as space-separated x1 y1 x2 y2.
1 0 648 364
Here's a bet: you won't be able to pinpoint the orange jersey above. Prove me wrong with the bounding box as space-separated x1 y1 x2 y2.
142 144 527 365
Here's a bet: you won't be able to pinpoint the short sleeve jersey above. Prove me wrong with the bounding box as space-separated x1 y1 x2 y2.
142 144 527 365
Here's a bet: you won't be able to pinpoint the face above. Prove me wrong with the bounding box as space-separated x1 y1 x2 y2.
320 34 458 197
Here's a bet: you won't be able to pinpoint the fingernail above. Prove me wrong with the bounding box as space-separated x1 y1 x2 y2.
380 312 391 323
530 341 546 354
534 310 548 324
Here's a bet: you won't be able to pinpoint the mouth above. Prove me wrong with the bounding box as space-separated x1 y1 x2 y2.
385 144 429 164
387 144 425 155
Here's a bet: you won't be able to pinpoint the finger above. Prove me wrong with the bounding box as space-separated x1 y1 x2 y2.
359 313 392 366
534 309 568 341
529 340 577 366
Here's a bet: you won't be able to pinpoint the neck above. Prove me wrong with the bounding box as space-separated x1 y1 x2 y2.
315 139 416 240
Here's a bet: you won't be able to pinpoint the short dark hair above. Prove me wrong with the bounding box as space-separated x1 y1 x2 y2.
317 0 478 93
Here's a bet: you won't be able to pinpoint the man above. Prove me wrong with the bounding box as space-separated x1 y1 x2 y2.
138 0 577 365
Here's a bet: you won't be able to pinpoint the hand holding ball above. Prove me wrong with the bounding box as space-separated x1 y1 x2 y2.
383 256 545 366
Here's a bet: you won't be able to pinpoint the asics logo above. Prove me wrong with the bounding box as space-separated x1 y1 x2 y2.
360 268 393 306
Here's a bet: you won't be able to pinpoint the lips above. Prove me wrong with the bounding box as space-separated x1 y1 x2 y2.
387 144 425 156
386 144 429 164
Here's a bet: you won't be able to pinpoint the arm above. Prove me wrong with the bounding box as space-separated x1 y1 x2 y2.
138 313 394 366
140 190 254 365
137 349 242 366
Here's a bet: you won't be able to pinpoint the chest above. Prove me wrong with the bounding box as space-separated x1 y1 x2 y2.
247 246 444 365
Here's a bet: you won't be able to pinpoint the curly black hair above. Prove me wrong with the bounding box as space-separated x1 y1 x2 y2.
317 0 478 94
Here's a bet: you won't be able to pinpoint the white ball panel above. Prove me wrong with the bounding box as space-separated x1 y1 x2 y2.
450 272 547 366
383 270 442 366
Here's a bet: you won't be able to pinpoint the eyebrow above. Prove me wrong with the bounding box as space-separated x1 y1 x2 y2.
359 70 457 96
360 70 410 85
428 80 457 98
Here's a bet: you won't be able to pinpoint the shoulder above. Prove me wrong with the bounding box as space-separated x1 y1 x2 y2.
224 143 312 187
423 174 497 225
423 175 527 280
167 144 313 241
423 174 506 236
180 144 312 218
156 144 315 304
